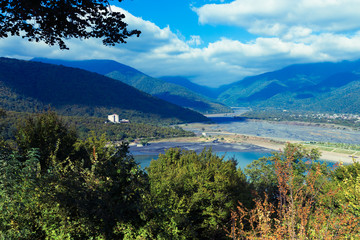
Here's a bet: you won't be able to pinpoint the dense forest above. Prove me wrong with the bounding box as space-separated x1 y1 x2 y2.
0 57 208 124
0 111 359 239
218 60 360 114
0 110 194 143
31 58 232 114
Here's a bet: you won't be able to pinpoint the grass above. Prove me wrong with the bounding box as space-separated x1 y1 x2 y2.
303 142 360 157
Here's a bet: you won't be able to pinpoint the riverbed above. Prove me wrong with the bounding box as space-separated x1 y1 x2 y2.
130 141 273 168
130 110 360 167
187 115 360 145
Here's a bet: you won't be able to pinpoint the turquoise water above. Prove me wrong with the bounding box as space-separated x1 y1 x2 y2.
134 151 271 169
134 151 338 170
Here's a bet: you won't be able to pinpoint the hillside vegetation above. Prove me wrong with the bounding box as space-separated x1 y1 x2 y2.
32 58 231 114
218 60 360 113
0 110 194 143
29 58 360 115
0 57 208 124
1 113 359 239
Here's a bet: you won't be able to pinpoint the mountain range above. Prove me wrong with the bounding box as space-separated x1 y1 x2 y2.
0 57 208 124
27 57 360 115
32 58 231 114
218 60 360 113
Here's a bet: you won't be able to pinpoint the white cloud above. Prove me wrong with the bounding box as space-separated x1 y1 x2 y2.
194 0 360 36
2 5 360 87
187 35 203 46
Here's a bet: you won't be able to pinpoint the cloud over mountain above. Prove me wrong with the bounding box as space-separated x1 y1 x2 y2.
2 2 360 87
195 0 360 35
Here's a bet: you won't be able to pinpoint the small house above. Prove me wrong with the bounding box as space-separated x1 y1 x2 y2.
108 114 119 123
120 119 130 123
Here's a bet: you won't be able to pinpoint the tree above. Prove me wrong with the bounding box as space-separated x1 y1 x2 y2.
2 121 149 239
333 159 360 217
244 143 321 203
0 0 141 49
50 137 149 239
147 148 252 239
15 111 78 172
228 146 360 239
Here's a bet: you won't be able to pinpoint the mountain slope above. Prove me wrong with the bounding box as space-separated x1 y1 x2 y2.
0 57 208 123
159 76 228 99
218 60 360 106
218 60 360 113
32 58 231 114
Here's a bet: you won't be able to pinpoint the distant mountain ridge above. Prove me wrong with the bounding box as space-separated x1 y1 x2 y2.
31 57 360 114
32 58 231 114
218 60 360 113
159 76 228 99
32 58 141 76
0 57 208 123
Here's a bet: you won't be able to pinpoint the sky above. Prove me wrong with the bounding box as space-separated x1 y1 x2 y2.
2 0 360 87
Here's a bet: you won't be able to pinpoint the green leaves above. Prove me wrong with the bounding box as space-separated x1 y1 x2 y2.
334 160 360 217
0 149 45 239
0 0 141 49
147 148 252 239
15 111 78 172
245 143 322 202
1 112 149 239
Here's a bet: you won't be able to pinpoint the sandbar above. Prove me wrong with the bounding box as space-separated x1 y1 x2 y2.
139 134 356 164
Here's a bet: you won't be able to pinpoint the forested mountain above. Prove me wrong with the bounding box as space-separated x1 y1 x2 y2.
30 57 360 114
32 58 138 76
218 59 360 113
32 58 231 114
159 76 229 99
0 57 208 124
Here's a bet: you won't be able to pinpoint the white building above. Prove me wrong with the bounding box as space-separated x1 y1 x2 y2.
120 119 130 123
108 114 119 123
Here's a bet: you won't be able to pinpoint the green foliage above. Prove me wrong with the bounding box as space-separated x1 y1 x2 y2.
2 110 360 239
0 148 47 239
15 111 78 172
229 149 360 239
333 160 360 217
0 110 195 144
70 116 195 141
312 141 360 151
1 123 149 239
147 148 252 239
0 0 140 49
0 57 208 124
245 143 321 201
107 70 231 114
49 139 149 239
217 60 360 114
28 58 233 114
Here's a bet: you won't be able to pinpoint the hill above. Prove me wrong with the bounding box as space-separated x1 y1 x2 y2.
0 57 208 124
32 58 231 114
218 60 360 113
159 76 227 99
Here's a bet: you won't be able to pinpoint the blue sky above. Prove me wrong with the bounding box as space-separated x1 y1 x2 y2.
118 0 255 45
2 0 360 87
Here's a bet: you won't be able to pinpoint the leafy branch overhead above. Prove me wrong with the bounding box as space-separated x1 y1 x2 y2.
0 0 141 49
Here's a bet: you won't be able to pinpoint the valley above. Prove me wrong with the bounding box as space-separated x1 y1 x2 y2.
130 107 360 166
2 57 360 165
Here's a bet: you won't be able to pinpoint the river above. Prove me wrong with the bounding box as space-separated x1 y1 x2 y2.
133 151 270 169
132 108 354 168
199 108 360 144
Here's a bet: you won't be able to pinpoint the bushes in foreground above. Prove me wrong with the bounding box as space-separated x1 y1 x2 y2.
229 147 360 239
0 111 359 239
